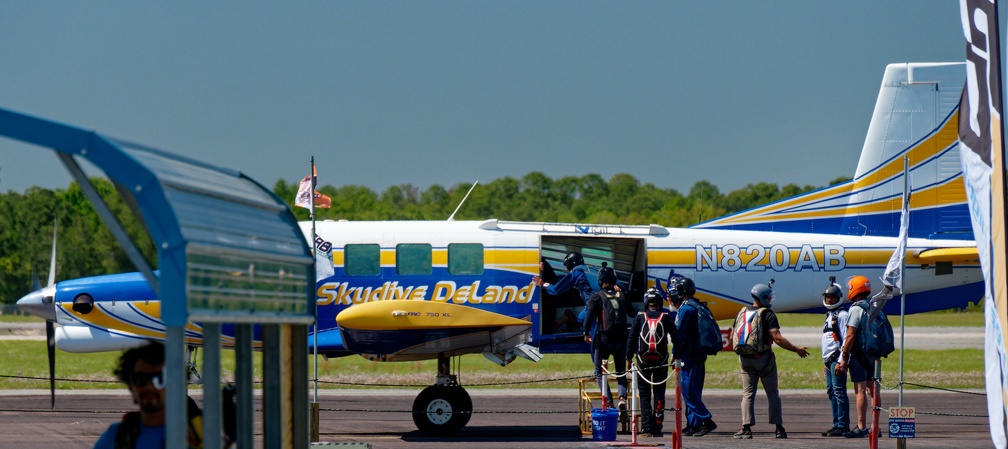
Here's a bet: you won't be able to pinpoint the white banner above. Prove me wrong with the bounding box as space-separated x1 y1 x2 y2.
959 1 1008 446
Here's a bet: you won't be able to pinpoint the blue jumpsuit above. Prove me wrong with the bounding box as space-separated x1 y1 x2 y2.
676 300 713 428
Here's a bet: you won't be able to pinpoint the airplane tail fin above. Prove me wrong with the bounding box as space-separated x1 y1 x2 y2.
696 62 972 240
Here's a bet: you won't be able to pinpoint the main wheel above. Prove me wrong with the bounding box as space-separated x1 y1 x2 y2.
411 385 472 436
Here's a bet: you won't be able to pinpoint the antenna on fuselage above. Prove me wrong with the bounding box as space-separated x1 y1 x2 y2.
447 181 478 221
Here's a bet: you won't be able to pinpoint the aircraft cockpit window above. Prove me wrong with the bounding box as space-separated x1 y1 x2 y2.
344 243 380 276
396 243 433 275
447 243 484 275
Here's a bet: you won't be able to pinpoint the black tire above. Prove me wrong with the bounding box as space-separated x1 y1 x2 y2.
411 385 472 436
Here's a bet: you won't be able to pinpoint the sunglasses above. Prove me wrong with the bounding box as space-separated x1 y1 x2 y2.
130 371 164 389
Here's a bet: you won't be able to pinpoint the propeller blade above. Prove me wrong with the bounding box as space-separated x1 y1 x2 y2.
47 320 55 409
45 220 58 408
47 221 57 287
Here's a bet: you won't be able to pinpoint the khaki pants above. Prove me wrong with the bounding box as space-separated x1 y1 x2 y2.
739 352 782 426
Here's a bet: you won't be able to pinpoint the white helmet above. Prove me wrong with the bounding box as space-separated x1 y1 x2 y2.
822 283 844 310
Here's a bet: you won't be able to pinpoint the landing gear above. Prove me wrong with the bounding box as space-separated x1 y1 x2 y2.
411 354 473 436
412 384 472 436
186 346 203 385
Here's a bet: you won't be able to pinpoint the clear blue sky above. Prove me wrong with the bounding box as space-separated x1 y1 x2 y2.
0 2 989 197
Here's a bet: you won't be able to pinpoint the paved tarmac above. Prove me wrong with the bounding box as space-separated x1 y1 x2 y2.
0 388 993 449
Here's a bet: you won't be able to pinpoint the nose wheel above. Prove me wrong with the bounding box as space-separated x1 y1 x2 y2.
411 384 472 436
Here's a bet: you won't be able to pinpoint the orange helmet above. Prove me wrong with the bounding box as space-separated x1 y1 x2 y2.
847 275 871 299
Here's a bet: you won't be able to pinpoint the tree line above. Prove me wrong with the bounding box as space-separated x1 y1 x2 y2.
0 173 846 305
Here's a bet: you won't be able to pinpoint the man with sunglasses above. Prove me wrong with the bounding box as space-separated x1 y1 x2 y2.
93 340 203 449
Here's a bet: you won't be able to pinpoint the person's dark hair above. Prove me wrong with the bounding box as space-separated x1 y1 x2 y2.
113 340 165 385
540 257 559 284
597 266 617 286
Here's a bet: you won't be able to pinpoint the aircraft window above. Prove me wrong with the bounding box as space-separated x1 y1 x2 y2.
396 243 433 275
448 243 484 275
344 244 380 276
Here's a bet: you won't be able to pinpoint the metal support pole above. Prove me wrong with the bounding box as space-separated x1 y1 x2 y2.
235 324 254 449
291 324 309 449
203 323 222 449
166 325 186 449
262 324 282 449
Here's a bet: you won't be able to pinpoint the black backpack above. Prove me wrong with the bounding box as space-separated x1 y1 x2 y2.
638 311 669 362
853 300 895 358
689 299 724 355
601 290 628 336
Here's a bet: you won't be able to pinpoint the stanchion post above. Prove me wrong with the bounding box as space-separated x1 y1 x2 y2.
869 359 882 449
631 415 638 445
672 362 682 449
630 362 638 436
601 359 610 410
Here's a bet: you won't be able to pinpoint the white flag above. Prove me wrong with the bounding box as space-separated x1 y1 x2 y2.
314 238 335 282
882 187 910 295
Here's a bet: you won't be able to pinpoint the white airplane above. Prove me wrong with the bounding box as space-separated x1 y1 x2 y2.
17 62 980 435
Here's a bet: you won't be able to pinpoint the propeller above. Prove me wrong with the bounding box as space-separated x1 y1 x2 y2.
18 221 61 408
31 221 59 409
46 222 57 409
30 268 55 409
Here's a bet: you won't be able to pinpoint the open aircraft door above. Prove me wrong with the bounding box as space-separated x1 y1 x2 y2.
537 234 649 353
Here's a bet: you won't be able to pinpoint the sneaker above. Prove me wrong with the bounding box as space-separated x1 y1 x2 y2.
775 426 788 439
617 398 627 421
823 427 848 437
692 420 717 437
681 426 696 436
733 426 752 439
843 427 869 438
650 431 663 437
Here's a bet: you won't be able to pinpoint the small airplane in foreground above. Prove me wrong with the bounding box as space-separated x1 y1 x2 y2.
17 62 981 435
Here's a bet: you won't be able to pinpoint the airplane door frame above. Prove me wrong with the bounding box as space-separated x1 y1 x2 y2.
536 236 647 351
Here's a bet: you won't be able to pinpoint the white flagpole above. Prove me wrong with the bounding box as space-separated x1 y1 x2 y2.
310 156 318 404
898 157 908 407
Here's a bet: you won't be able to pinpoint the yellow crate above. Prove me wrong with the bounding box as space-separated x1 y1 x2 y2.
578 377 636 435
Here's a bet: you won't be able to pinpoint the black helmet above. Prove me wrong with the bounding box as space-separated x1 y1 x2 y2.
597 266 617 286
673 277 696 297
644 288 664 308
563 252 584 270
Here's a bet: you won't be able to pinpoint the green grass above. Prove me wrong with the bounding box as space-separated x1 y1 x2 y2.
701 348 983 390
0 308 985 391
720 310 985 328
0 340 984 391
0 314 45 323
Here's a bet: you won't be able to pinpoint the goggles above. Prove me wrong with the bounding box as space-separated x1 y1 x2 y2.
130 371 165 389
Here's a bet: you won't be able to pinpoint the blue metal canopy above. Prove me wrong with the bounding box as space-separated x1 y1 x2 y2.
0 106 314 448
0 107 314 325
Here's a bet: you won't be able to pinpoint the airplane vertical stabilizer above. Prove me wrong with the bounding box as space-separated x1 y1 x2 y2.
695 63 972 241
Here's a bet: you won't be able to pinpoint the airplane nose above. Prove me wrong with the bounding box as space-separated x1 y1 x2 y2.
16 285 57 321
